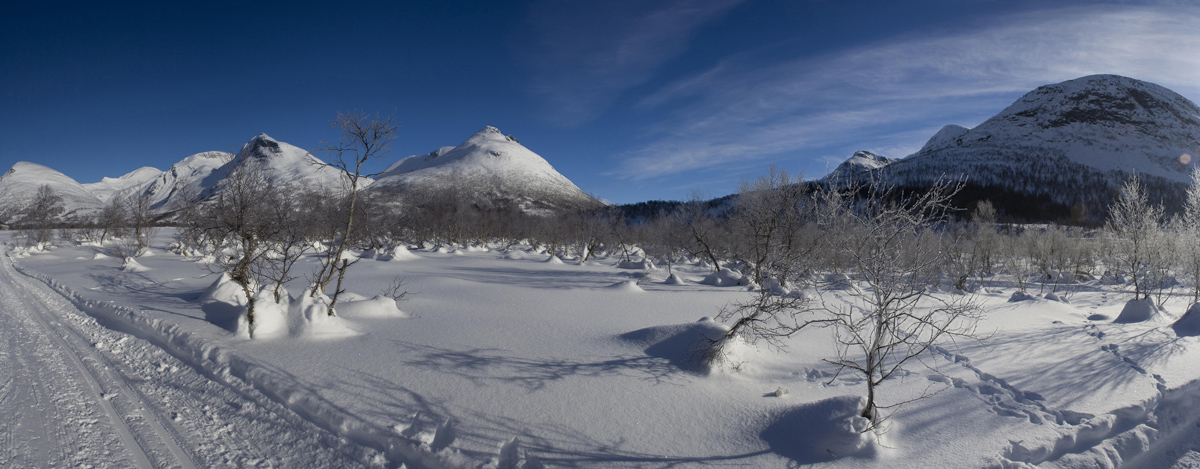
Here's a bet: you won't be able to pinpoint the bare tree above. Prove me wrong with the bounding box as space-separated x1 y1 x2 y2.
117 190 159 257
310 111 397 316
20 184 64 247
815 177 983 427
201 158 278 333
1179 169 1200 305
676 192 726 271
1105 175 1168 302
168 180 205 255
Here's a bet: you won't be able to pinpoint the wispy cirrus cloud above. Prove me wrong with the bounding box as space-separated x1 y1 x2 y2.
518 0 746 127
613 3 1200 181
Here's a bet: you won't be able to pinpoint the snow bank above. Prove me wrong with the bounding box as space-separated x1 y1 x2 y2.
1114 299 1160 324
760 395 877 463
700 268 745 287
336 295 410 318
1173 303 1200 337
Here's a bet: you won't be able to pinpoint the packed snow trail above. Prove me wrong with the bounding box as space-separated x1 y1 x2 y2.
0 250 376 468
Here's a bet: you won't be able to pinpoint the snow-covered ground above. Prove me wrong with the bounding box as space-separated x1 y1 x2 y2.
8 231 1200 468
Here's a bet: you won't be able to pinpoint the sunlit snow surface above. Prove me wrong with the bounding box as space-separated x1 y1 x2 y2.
10 231 1200 468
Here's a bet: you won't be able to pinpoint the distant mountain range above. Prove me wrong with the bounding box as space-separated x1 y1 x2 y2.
5 74 1199 225
0 126 601 224
829 74 1200 221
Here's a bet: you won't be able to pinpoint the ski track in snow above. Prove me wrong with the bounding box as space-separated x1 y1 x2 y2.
0 250 375 468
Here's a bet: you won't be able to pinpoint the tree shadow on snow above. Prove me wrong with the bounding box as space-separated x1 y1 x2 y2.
440 265 622 290
388 341 684 391
200 301 242 333
760 395 877 466
954 324 1187 411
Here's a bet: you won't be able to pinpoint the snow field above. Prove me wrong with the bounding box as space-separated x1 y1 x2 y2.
12 232 1200 467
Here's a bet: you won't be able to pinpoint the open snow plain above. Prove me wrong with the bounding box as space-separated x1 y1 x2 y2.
9 231 1200 468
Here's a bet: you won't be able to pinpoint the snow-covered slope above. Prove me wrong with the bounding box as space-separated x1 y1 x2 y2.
828 150 892 180
222 133 347 193
0 162 104 222
136 151 231 210
834 75 1200 218
369 126 600 213
141 134 348 212
82 166 162 203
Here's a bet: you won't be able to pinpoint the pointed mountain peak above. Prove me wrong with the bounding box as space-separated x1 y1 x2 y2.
830 151 891 178
238 133 286 160
371 126 600 213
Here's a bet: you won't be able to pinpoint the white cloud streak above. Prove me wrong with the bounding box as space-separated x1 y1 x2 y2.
614 4 1200 180
521 0 746 126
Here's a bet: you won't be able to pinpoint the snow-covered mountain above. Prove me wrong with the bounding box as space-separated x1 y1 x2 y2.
368 126 601 213
138 133 347 211
224 133 346 192
137 151 231 210
828 151 892 180
0 162 104 223
830 75 1200 220
82 166 162 203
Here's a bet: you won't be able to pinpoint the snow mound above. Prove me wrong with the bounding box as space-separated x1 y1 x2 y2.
291 292 360 339
121 258 151 272
1009 291 1038 302
92 252 110 260
1043 292 1068 303
336 295 410 318
605 280 644 292
1114 298 1160 324
1173 303 1200 337
700 268 745 287
618 318 729 372
200 273 250 305
544 255 563 264
663 273 686 285
760 395 877 463
238 288 290 339
616 258 655 270
379 246 419 261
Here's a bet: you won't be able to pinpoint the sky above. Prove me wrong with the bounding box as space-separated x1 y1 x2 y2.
3 0 1200 204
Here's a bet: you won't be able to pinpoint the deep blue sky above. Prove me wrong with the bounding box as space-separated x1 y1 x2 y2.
4 0 1199 204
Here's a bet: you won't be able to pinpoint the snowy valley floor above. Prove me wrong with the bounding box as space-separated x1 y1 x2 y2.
8 232 1200 468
